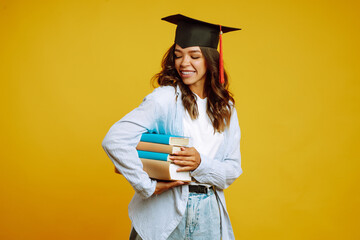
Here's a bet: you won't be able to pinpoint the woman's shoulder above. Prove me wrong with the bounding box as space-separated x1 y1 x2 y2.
145 85 178 102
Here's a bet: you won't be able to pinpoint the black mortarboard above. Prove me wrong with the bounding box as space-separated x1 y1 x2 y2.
161 14 241 83
161 14 241 49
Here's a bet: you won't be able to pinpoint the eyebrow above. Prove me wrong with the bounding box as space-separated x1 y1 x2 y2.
174 49 201 53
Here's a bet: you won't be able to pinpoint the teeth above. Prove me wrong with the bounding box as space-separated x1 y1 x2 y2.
181 71 194 75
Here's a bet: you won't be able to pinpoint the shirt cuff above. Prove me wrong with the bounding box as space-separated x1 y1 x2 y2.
133 179 157 199
190 153 212 181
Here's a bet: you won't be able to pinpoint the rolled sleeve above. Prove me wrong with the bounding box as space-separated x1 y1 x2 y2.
102 93 160 199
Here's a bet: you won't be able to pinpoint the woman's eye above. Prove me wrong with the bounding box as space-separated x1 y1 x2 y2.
191 56 200 59
174 55 182 59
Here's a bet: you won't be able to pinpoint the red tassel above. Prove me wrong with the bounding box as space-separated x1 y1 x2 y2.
219 25 224 84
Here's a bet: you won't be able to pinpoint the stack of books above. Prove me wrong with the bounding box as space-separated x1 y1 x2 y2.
115 133 192 182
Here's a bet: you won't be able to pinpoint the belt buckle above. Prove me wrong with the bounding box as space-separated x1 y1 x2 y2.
199 186 208 194
189 185 208 194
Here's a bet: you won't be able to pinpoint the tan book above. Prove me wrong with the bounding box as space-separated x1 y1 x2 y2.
141 158 191 182
136 141 181 154
115 158 192 182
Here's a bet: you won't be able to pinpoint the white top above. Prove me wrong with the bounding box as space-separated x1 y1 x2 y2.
183 94 224 185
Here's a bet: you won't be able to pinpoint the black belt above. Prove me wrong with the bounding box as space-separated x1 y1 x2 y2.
189 185 211 194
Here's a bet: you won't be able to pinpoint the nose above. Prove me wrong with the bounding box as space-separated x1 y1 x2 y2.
180 55 191 67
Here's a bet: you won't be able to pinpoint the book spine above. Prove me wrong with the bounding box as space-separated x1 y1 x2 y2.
140 133 171 145
136 141 180 154
140 133 189 146
137 150 170 161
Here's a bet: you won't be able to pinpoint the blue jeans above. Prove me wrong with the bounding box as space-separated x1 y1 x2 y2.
130 188 221 240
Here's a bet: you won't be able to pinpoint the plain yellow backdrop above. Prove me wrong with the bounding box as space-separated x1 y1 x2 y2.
1 0 359 239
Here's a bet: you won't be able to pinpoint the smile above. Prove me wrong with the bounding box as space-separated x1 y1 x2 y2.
180 70 195 76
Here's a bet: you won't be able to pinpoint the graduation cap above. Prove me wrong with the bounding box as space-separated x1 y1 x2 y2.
162 14 241 84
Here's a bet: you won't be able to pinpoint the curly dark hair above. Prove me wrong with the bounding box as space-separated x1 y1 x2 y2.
152 44 235 132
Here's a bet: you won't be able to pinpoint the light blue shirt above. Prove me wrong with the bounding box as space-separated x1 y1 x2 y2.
102 85 242 240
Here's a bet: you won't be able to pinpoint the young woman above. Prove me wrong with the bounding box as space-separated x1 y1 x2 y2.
102 14 242 240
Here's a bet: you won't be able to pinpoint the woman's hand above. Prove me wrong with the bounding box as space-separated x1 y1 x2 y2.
154 181 186 195
170 147 201 172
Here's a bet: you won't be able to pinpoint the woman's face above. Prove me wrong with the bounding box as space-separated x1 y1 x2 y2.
174 44 207 93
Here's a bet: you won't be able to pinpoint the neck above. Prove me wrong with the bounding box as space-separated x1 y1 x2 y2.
188 80 206 99
190 87 206 99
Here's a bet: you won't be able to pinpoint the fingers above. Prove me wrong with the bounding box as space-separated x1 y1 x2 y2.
176 163 200 172
160 180 185 189
175 160 199 171
170 147 196 162
170 147 201 172
169 155 193 161
176 166 195 172
154 180 187 195
172 159 195 166
167 180 185 188
173 147 194 156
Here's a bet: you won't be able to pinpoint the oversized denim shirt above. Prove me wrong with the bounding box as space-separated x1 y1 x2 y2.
102 85 242 240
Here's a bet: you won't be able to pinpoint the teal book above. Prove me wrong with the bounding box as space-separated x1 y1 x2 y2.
140 133 189 146
137 150 171 161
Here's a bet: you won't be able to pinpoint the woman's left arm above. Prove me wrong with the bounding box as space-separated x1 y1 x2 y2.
171 108 242 189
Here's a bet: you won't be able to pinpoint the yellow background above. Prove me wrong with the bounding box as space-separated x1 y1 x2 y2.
1 0 359 239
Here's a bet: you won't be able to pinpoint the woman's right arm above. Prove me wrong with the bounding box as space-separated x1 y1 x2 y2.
102 93 159 199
